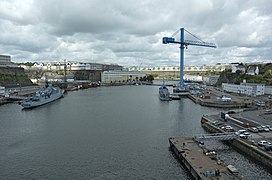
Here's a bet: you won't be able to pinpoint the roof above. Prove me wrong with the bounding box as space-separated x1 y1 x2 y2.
247 66 257 72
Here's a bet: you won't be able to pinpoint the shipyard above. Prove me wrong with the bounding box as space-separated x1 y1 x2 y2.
1 56 272 179
1 51 272 179
1 1 272 179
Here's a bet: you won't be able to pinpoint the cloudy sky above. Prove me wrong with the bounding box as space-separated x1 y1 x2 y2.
0 0 271 67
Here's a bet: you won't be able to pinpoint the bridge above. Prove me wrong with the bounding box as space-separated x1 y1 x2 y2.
193 133 237 142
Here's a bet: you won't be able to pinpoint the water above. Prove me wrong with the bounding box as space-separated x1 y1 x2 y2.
0 85 271 179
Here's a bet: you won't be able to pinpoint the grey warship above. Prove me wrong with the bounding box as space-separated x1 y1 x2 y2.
20 83 64 109
159 82 172 101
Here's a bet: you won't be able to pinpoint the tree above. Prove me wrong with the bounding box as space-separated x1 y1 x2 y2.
146 75 154 82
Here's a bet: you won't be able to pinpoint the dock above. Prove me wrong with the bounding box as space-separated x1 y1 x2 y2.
169 137 243 179
201 113 272 172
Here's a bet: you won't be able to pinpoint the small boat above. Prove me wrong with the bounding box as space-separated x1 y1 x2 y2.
159 83 172 101
20 84 64 109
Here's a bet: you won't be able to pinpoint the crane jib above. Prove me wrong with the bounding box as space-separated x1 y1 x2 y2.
162 37 216 48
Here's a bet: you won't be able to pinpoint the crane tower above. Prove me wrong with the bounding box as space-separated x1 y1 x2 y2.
162 28 216 91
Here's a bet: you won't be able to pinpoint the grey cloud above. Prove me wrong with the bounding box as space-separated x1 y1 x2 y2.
0 0 271 66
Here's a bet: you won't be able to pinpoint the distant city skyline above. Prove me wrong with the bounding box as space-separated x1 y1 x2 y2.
0 0 271 67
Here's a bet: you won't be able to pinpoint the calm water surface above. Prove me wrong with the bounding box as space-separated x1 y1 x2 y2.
0 86 271 179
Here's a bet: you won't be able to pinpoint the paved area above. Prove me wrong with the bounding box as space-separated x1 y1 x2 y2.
207 111 272 154
169 137 242 179
232 109 272 126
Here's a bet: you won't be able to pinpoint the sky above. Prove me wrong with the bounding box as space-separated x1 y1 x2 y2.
0 0 271 67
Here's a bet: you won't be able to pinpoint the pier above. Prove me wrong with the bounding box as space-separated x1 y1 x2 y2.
169 137 242 179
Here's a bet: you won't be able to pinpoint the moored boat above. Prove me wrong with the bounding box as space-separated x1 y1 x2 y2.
20 85 64 109
159 83 172 101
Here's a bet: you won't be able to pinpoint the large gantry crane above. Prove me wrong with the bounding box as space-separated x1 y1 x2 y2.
162 27 216 92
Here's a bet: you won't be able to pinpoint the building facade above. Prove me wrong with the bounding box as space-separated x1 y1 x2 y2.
222 83 241 94
22 62 121 71
240 83 265 96
264 86 272 95
222 83 265 96
184 74 202 82
246 66 259 75
101 71 144 84
202 75 220 85
0 55 17 67
231 63 245 73
129 64 228 73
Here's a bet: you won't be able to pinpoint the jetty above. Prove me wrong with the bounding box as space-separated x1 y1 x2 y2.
169 137 243 179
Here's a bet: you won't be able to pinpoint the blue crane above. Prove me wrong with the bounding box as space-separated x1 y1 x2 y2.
162 28 216 91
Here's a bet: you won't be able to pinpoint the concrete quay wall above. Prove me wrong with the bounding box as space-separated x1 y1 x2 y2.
201 116 272 172
169 140 201 180
187 94 244 108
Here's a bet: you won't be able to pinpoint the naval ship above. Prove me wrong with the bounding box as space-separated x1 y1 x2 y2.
159 82 172 101
20 83 64 109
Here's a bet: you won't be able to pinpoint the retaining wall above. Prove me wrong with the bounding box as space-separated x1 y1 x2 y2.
201 116 272 173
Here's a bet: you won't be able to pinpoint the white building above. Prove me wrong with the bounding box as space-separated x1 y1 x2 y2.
184 74 202 82
264 86 272 95
222 83 265 96
246 66 259 75
231 63 245 73
129 65 227 72
101 71 144 83
240 83 265 96
222 83 241 94
0 55 17 67
21 62 107 71
202 75 220 85
0 86 5 96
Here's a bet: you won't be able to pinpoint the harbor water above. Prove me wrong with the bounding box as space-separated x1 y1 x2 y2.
0 85 271 179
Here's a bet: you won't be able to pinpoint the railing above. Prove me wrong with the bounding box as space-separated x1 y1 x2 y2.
194 133 237 142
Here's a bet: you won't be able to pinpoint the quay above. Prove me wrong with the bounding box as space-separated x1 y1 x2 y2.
169 137 242 179
187 94 248 108
201 112 272 172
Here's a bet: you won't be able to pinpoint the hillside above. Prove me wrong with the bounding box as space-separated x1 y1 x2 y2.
0 67 33 88
216 63 272 86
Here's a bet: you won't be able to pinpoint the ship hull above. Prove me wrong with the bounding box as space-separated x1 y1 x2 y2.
21 87 64 109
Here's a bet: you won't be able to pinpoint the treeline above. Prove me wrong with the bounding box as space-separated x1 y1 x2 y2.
216 63 272 86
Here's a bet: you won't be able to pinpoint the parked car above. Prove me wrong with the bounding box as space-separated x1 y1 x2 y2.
265 125 272 131
235 129 247 136
221 125 234 132
212 120 224 127
264 144 272 151
256 126 264 132
248 127 258 133
212 120 219 125
262 126 270 132
239 132 252 139
218 124 227 129
258 140 271 147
